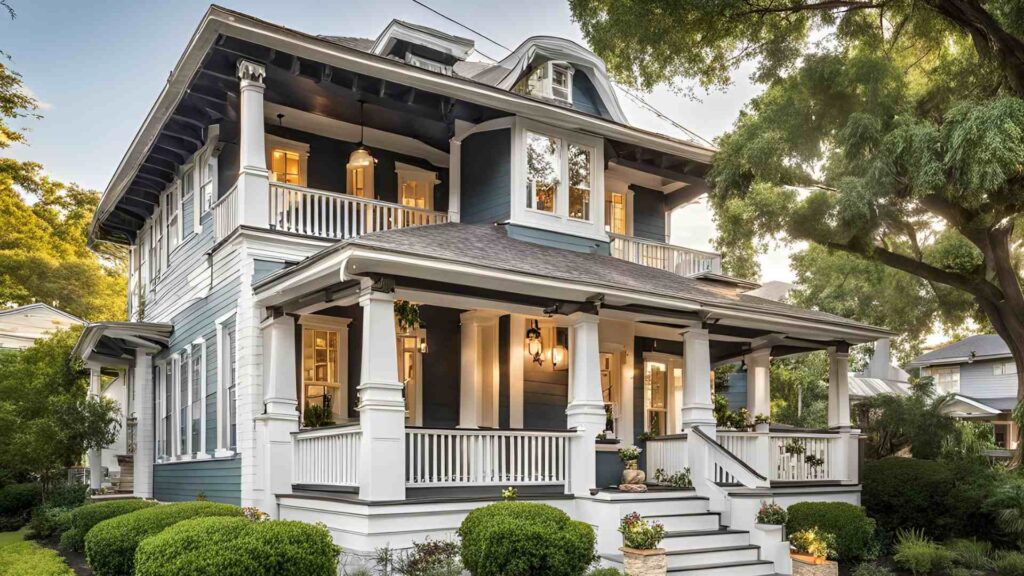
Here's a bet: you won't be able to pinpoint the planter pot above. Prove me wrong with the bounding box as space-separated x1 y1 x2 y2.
791 553 837 576
754 422 770 433
754 523 785 539
620 547 667 576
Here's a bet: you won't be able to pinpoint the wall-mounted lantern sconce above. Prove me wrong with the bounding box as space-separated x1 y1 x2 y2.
418 336 429 354
526 320 544 366
551 327 568 369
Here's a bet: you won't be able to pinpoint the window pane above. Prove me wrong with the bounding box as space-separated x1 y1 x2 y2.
526 132 559 212
568 145 591 220
606 192 626 234
271 149 301 184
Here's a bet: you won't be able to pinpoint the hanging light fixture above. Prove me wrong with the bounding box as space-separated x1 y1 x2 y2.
526 320 544 366
348 100 377 169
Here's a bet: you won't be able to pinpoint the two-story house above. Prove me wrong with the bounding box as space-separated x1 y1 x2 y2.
73 7 893 573
910 334 1020 449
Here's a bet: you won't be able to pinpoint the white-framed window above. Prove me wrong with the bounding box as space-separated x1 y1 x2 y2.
181 166 194 241
149 207 163 282
190 340 205 456
166 183 181 253
643 353 684 436
526 131 560 213
215 311 237 456
568 144 593 221
406 54 450 75
178 350 190 456
994 361 1018 376
395 162 438 211
600 352 620 438
300 316 350 424
163 362 173 460
605 189 631 235
266 135 309 187
199 149 216 214
926 365 961 393
515 61 575 103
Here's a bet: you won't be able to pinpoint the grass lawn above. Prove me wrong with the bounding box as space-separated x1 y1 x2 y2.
0 528 74 576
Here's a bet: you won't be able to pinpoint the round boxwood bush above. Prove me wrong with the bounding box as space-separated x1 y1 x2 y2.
85 501 244 576
862 457 956 539
786 501 876 561
134 516 340 576
458 501 595 576
60 499 158 553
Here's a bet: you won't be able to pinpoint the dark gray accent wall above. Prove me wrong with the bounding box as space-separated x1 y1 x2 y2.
265 125 450 211
724 370 748 412
506 224 611 255
596 450 621 489
153 458 241 505
524 355 569 430
572 73 611 119
217 120 240 198
460 128 511 224
419 306 463 428
631 185 667 242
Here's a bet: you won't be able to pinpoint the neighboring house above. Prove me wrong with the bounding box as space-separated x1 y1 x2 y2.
73 7 892 573
0 303 83 350
910 334 1020 449
849 337 911 402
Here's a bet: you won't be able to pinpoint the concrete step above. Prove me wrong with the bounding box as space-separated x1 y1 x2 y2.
669 559 776 576
661 529 750 551
594 487 698 501
616 497 710 516
646 512 720 532
666 545 763 569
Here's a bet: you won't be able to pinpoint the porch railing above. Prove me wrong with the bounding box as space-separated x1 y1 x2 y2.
405 428 573 488
269 183 447 240
292 425 361 487
645 434 688 478
715 431 760 484
770 431 840 482
609 233 722 277
212 184 238 242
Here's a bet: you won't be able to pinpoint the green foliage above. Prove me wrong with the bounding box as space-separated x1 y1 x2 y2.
26 505 73 540
44 482 88 509
785 501 876 561
302 404 334 428
945 538 993 571
60 499 157 553
789 527 837 560
851 563 895 576
457 501 596 576
755 501 787 525
0 539 73 576
769 351 829 428
0 483 41 531
585 570 623 576
393 538 462 576
856 380 957 459
986 478 1024 542
0 329 121 487
618 512 665 550
893 528 954 575
85 501 244 576
996 551 1024 576
133 516 341 576
863 457 955 539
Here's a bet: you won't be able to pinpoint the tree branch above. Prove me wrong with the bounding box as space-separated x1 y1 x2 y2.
736 0 885 17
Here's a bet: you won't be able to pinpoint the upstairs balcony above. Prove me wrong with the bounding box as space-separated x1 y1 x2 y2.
609 233 721 277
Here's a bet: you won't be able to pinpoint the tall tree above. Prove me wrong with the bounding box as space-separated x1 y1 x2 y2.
571 1 1024 420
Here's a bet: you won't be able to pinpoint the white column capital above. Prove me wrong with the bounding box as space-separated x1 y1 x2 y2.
236 59 266 85
745 347 772 363
683 327 710 342
568 312 600 326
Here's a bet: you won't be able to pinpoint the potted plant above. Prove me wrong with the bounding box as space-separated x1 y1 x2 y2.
751 501 791 573
619 512 667 575
618 445 645 491
754 413 771 433
789 527 838 576
756 500 787 527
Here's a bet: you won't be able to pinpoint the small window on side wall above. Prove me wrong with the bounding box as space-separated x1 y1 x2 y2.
526 131 560 213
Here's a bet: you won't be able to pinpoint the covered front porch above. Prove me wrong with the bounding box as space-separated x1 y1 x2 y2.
250 224 882 511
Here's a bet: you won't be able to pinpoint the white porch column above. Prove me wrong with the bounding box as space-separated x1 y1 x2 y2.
88 366 103 492
459 312 483 429
357 283 406 501
828 347 852 429
508 314 525 429
132 349 154 499
681 328 716 436
256 314 299 517
566 313 605 497
745 348 771 420
236 59 270 229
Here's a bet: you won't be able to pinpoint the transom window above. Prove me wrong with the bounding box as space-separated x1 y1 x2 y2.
526 131 560 213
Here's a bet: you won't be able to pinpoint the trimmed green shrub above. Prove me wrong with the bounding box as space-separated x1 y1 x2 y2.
60 498 157 553
45 482 88 509
134 516 341 576
785 501 875 561
946 538 993 571
862 457 956 539
85 501 244 576
0 483 42 530
892 529 953 576
458 501 596 576
0 540 74 576
26 505 74 540
997 551 1024 576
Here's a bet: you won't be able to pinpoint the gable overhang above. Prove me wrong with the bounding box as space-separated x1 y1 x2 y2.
72 322 173 367
943 395 1003 419
371 19 475 63
252 242 892 344
93 5 715 246
908 353 1014 368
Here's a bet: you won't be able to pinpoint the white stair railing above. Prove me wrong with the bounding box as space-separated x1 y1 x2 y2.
405 428 573 489
292 426 361 487
715 431 763 484
609 233 722 276
269 182 447 240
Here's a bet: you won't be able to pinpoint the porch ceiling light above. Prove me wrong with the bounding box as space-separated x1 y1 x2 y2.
526 320 544 366
349 99 378 168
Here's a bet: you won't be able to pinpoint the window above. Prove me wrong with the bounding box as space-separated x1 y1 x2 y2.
396 163 437 213
303 329 341 421
568 144 593 221
600 352 620 437
148 215 160 281
606 191 628 235
515 62 574 103
218 322 236 453
178 351 190 455
927 365 960 393
166 184 180 252
994 361 1018 376
551 64 571 101
190 342 204 455
199 150 216 213
526 132 560 213
398 333 423 424
644 360 668 436
164 363 173 459
271 148 301 185
407 54 450 75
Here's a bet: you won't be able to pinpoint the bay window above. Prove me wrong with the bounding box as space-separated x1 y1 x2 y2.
526 131 560 213
568 144 592 220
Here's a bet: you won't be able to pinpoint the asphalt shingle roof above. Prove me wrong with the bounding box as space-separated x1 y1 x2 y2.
267 223 887 334
911 334 1011 366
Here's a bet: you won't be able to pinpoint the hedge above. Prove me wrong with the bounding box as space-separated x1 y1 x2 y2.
0 540 74 576
458 502 595 576
26 505 74 540
60 499 158 553
862 457 956 539
786 501 876 561
134 516 341 576
85 501 244 576
0 483 42 531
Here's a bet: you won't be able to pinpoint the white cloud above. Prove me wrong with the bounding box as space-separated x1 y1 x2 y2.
19 85 52 111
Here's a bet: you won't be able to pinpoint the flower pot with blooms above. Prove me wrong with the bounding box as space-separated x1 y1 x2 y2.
619 512 667 576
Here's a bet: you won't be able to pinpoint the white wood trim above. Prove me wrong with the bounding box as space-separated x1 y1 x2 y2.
265 134 310 187
214 309 238 457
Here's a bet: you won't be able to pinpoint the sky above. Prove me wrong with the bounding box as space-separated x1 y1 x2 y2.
1 0 796 282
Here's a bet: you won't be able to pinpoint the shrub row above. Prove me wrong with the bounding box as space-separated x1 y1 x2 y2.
786 501 876 562
458 501 595 576
0 483 42 531
60 499 158 553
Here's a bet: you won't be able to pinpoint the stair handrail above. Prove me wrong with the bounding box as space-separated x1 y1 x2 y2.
691 426 769 489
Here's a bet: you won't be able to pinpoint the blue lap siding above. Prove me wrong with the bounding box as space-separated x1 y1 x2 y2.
153 458 241 505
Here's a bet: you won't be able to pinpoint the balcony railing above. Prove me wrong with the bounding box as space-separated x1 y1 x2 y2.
270 183 447 240
610 233 721 277
212 184 238 242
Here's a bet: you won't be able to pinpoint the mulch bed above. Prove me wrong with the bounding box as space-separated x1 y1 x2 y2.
39 540 92 576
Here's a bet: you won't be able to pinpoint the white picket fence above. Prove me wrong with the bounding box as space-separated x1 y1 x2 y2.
405 428 574 488
292 426 362 487
609 233 721 276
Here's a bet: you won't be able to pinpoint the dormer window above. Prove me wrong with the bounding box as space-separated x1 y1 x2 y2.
516 62 574 104
407 54 451 75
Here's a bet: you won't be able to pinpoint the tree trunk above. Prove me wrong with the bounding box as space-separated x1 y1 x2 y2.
976 296 1024 465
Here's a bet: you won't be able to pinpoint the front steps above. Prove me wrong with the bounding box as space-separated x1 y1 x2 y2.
596 489 781 576
115 455 134 494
